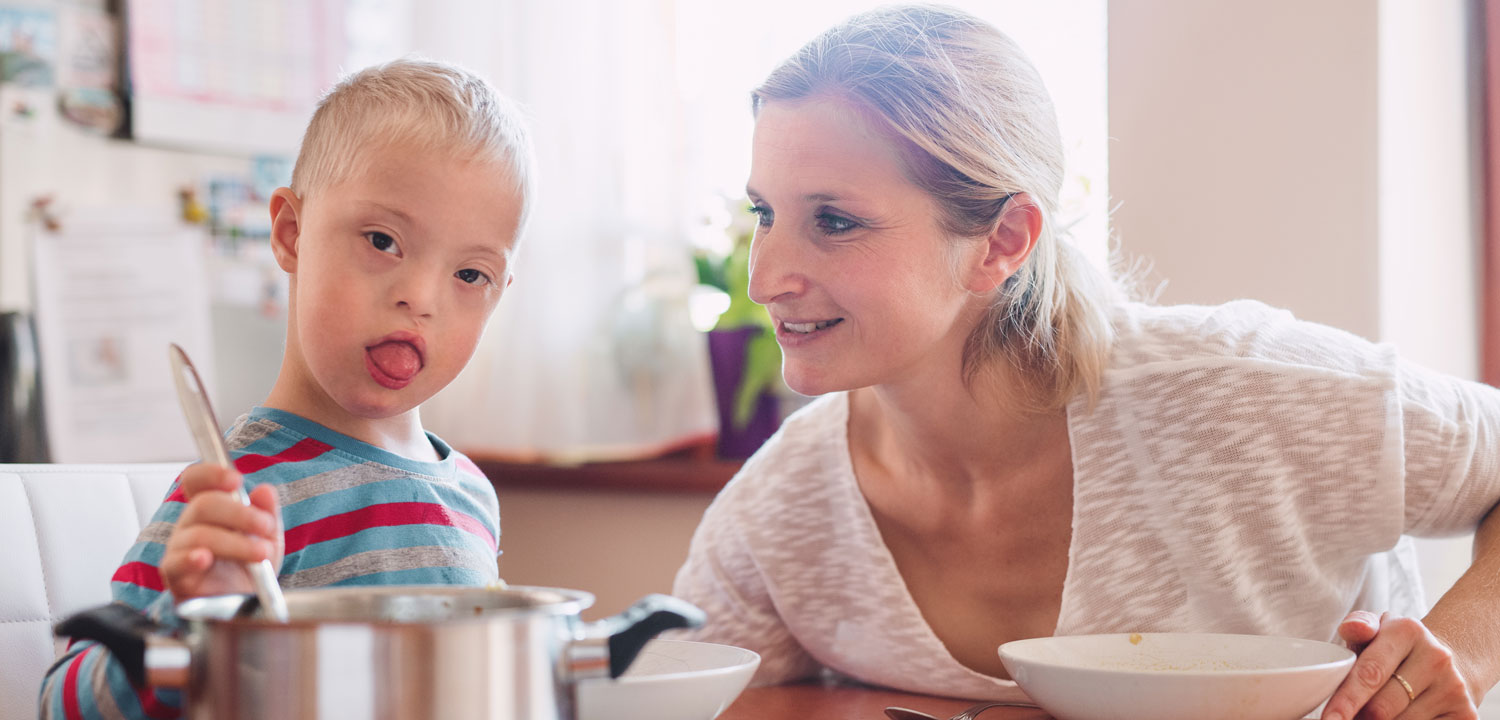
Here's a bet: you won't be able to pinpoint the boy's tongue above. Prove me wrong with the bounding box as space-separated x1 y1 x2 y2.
369 341 421 380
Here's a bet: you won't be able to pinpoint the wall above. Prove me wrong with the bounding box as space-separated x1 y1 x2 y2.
1109 0 1383 336
1111 0 1495 712
494 487 713 620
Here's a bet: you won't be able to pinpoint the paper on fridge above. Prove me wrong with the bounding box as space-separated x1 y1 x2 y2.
31 208 211 462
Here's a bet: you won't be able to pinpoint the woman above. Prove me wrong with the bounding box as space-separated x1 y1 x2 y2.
671 5 1500 720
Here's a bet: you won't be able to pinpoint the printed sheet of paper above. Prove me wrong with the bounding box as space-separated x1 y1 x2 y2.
32 209 213 462
124 0 410 155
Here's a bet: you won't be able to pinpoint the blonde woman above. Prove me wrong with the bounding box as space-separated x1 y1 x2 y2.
672 6 1500 720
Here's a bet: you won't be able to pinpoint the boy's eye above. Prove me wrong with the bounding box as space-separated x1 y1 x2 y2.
748 204 772 228
366 231 399 254
456 268 491 286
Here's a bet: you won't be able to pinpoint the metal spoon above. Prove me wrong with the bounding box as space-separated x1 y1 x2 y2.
885 700 1040 720
168 343 290 622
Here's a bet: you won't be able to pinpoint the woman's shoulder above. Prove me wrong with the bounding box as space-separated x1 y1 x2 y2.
1108 299 1398 380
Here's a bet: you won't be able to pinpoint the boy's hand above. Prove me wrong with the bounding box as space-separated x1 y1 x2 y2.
160 463 284 602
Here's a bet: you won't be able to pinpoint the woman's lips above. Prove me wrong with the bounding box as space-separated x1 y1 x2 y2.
781 318 842 334
775 317 844 345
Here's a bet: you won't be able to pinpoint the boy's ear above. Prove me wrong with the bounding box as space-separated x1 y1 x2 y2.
269 187 303 273
964 193 1043 294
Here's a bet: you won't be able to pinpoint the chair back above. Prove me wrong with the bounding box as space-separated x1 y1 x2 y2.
0 463 182 720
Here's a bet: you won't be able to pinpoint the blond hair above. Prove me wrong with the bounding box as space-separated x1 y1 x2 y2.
753 4 1117 410
291 56 533 227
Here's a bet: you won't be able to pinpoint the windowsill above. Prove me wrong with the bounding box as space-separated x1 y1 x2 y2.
468 439 743 494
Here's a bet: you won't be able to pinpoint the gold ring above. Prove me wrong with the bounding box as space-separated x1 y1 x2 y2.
1392 672 1416 701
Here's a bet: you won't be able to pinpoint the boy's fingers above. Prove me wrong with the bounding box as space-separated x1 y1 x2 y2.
178 492 277 538
247 483 280 518
166 525 274 566
178 463 244 500
245 483 286 570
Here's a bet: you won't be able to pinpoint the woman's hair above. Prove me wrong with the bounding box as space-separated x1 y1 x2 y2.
290 56 534 228
753 4 1118 410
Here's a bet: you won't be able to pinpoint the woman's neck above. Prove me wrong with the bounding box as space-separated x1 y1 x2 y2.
849 357 1068 492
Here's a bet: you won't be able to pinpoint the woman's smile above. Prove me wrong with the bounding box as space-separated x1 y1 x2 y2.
774 316 845 346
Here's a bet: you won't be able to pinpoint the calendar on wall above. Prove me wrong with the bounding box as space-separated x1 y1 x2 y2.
124 0 410 156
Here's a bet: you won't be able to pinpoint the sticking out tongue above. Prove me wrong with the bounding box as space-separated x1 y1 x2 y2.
369 341 421 380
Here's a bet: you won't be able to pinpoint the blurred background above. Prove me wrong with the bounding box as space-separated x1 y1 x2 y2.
0 6 1494 705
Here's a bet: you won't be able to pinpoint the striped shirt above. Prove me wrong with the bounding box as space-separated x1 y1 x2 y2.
39 406 501 720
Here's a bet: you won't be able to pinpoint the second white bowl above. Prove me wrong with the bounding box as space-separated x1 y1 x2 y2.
999 632 1354 720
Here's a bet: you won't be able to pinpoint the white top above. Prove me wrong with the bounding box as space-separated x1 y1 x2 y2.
671 300 1500 700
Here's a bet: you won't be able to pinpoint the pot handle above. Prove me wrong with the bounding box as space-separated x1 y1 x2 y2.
570 593 706 680
55 603 171 688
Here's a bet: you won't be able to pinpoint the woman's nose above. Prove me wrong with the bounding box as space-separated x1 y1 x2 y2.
747 228 802 305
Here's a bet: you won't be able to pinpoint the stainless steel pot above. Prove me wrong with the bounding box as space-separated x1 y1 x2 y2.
57 585 704 720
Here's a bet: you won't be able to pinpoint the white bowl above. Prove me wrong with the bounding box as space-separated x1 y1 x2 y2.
999 633 1354 720
576 639 760 720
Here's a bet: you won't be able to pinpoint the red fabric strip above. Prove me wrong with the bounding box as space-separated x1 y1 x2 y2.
135 685 177 720
110 562 164 592
163 481 186 505
283 502 496 555
455 455 485 479
62 645 87 720
235 437 334 475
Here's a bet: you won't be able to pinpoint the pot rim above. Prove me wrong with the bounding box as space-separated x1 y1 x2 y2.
175 584 596 627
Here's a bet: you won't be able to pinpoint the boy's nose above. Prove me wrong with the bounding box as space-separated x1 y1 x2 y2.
392 276 438 318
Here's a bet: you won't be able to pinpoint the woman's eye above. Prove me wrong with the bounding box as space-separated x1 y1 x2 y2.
748 204 772 227
366 232 398 254
456 268 491 286
816 212 858 234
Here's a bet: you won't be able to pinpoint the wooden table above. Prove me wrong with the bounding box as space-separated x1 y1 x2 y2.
717 681 1053 720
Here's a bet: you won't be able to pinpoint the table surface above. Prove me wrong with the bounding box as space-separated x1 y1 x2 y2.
716 681 1053 720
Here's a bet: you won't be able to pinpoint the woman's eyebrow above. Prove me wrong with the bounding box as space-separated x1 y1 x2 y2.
743 188 847 204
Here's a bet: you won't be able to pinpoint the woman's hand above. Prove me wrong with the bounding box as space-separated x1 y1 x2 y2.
159 463 283 601
1321 611 1478 720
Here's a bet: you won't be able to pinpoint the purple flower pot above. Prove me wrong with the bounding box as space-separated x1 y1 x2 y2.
706 327 780 459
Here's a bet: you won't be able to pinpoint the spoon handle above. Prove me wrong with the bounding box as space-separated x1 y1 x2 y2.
168 343 290 623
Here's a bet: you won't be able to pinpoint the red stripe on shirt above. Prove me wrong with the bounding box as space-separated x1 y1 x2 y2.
163 480 186 505
162 436 332 503
62 645 88 720
111 562 164 592
135 685 177 720
236 437 334 475
283 502 497 555
455 455 484 479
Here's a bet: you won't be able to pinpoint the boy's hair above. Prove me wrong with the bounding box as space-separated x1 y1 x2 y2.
290 56 534 227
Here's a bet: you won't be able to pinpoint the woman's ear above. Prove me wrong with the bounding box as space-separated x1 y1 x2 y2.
269 187 303 273
965 193 1042 294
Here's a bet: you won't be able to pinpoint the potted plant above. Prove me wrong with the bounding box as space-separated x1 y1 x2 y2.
694 204 783 459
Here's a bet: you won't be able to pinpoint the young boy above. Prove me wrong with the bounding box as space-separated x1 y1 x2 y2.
39 56 532 720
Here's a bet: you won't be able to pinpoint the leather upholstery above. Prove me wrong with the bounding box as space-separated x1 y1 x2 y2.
0 463 182 720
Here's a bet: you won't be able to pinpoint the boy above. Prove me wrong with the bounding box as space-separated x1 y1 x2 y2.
39 56 532 719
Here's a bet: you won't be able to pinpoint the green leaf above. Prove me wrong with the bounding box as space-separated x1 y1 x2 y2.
732 327 782 428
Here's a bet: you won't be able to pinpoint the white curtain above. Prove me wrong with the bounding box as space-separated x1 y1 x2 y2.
406 0 1106 460
414 0 718 460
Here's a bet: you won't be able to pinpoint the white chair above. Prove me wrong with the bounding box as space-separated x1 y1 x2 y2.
0 463 183 720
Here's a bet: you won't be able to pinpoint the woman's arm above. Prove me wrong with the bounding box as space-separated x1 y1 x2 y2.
671 495 823 686
1321 504 1497 720
1321 361 1500 720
